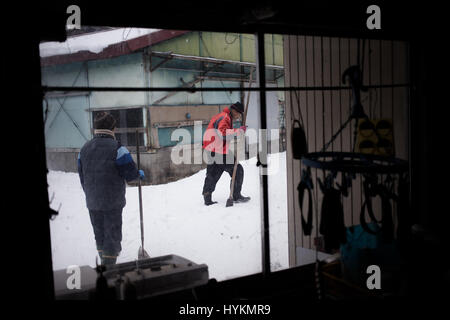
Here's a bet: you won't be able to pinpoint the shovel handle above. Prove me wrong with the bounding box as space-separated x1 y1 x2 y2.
136 130 145 249
228 67 254 202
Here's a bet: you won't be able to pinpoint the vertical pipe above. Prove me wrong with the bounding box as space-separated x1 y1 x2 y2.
136 129 144 248
143 49 151 148
85 61 93 139
119 109 128 146
255 31 270 276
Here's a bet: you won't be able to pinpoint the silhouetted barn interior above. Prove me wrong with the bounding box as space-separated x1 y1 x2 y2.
16 0 448 306
284 36 410 266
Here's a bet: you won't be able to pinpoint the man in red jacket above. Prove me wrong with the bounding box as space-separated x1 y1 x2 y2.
202 102 250 205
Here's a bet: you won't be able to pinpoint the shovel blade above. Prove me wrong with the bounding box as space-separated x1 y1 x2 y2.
225 197 234 207
138 246 150 259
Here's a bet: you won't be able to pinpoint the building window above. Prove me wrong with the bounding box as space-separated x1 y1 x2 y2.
92 108 145 148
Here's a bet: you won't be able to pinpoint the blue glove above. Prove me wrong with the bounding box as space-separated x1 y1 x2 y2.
138 169 145 180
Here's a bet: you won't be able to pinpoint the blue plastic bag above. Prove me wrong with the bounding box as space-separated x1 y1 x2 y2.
340 223 400 288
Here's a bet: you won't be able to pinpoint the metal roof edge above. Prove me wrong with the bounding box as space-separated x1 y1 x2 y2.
40 29 191 67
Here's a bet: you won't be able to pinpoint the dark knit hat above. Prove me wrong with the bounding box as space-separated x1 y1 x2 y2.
230 101 244 114
94 111 116 130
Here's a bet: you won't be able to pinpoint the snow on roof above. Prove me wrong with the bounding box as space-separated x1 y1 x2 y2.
39 28 161 58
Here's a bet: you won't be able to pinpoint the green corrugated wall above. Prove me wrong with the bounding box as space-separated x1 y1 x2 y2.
152 32 284 66
41 32 284 149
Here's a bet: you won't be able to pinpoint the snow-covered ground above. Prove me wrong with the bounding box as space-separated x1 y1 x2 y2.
48 152 288 281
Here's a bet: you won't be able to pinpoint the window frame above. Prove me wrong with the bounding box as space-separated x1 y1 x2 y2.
91 107 146 149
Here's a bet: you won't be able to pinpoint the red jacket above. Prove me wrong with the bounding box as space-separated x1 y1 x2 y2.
202 107 241 154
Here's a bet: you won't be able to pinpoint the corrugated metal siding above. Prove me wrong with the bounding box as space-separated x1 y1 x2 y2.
42 32 284 150
88 53 147 109
151 32 283 66
42 61 91 148
284 35 409 266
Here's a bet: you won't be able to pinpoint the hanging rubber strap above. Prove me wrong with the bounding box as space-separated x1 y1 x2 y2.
336 172 354 197
360 177 382 235
380 186 394 243
292 120 308 159
297 167 313 236
360 199 381 235
360 179 396 241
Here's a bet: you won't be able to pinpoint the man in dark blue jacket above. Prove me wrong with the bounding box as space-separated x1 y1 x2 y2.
78 112 144 265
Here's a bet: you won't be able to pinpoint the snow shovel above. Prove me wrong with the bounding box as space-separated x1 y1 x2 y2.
226 67 253 207
136 129 150 259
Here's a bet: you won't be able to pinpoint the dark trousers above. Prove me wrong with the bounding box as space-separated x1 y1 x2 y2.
88 208 123 258
202 152 244 198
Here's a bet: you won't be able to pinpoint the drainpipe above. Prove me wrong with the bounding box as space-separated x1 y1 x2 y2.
143 48 152 149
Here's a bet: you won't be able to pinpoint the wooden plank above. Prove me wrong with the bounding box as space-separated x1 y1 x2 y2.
381 40 393 123
350 38 363 229
323 37 333 155
149 105 222 123
284 35 297 266
370 39 382 120
153 120 209 128
392 41 409 239
340 37 353 227
330 37 341 153
114 127 146 133
289 35 303 251
307 36 323 249
393 41 408 85
150 127 160 149
297 35 309 251
323 36 334 171
303 35 314 250
393 41 409 160
330 37 348 229
317 36 326 251
362 37 372 123
363 39 377 223
145 107 151 148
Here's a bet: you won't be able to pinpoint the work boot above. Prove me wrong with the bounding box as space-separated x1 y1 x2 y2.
203 192 218 206
233 194 251 203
